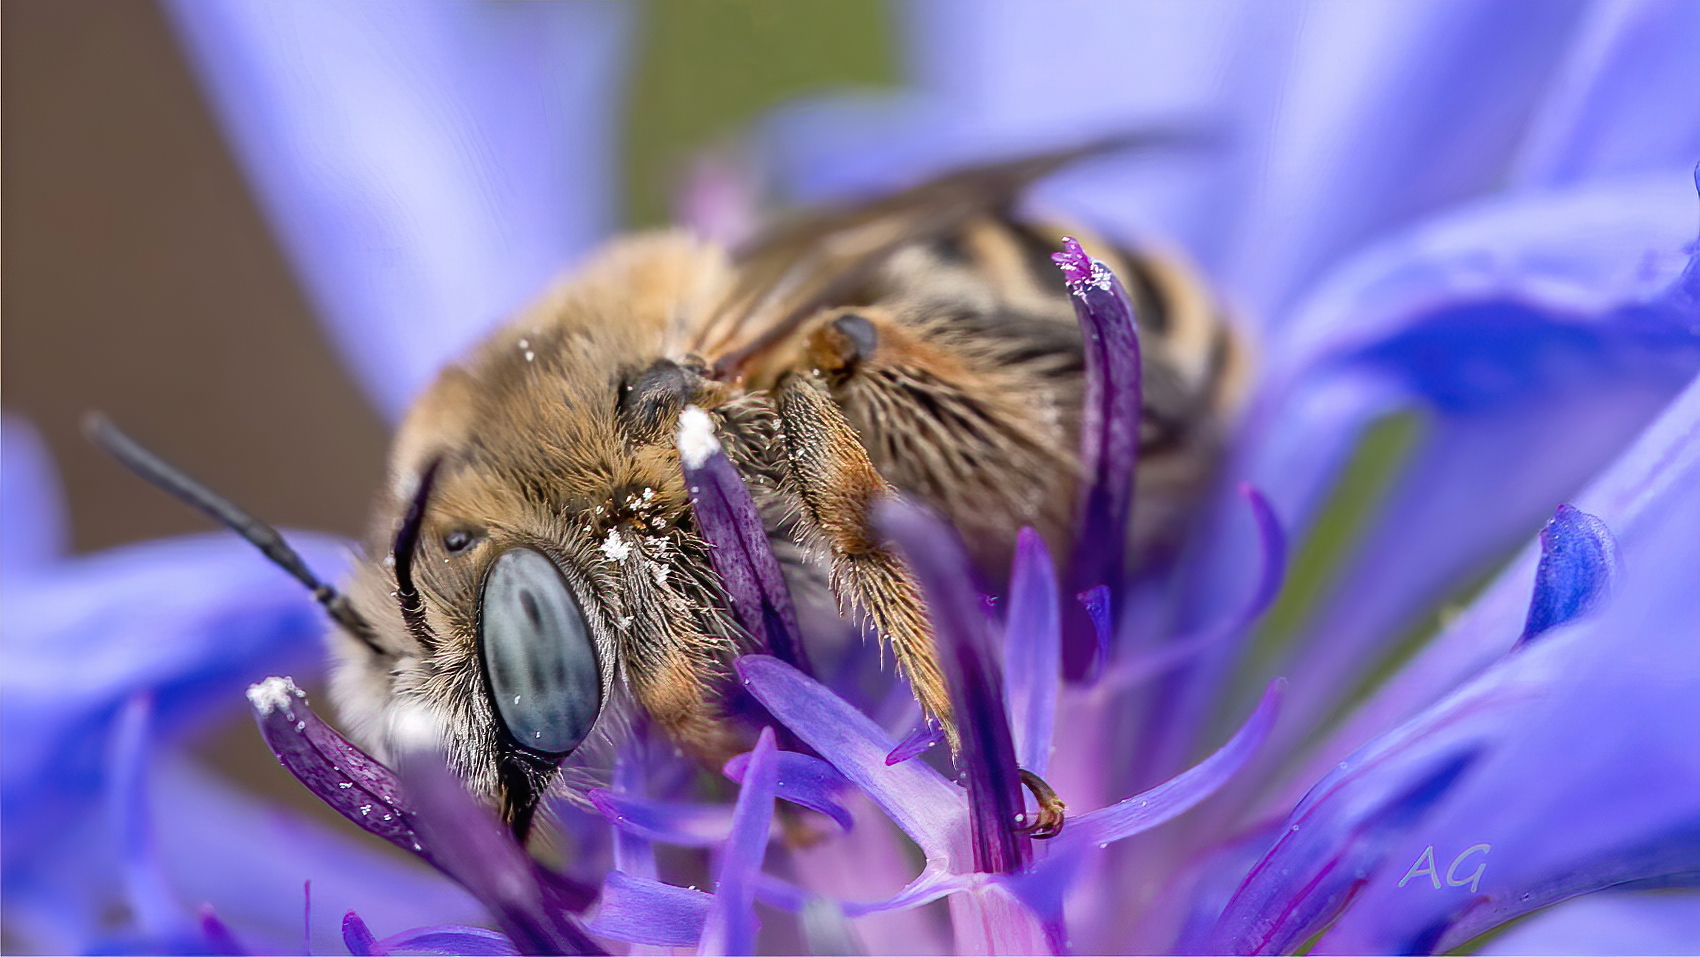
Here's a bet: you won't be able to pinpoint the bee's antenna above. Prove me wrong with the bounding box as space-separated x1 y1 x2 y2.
391 456 442 648
82 412 382 652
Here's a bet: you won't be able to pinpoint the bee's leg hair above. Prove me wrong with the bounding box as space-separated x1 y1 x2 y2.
773 371 956 749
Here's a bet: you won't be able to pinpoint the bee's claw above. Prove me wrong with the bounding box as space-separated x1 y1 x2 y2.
1016 768 1067 840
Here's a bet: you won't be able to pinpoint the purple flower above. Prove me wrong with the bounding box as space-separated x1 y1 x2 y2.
6 2 1700 953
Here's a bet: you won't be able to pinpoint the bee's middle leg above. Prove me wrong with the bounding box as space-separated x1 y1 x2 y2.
772 369 954 746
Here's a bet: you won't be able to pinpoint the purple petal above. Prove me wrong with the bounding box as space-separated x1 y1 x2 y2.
1477 890 1700 956
342 911 380 956
724 749 854 833
199 905 248 955
1054 237 1142 682
162 1 634 418
1073 680 1281 848
874 500 1029 874
1 414 67 576
1099 484 1285 692
699 727 778 956
885 719 945 766
1209 748 1485 955
1003 528 1060 774
138 752 485 954
396 742 602 956
678 407 809 672
106 693 185 940
585 872 708 948
607 738 657 880
1517 504 1618 645
735 655 967 867
244 678 428 859
377 925 520 957
586 790 734 848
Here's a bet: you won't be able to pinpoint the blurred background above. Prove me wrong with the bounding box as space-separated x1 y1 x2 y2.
3 0 894 554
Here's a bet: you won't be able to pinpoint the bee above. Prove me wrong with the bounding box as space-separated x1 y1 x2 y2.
92 145 1241 845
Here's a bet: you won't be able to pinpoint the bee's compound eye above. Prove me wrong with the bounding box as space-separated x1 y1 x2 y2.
443 529 479 554
478 547 601 756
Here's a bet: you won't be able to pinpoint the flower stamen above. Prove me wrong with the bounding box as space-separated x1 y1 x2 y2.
1016 769 1066 840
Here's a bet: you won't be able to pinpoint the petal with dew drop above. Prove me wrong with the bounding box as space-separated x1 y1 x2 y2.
1516 504 1618 646
699 727 778 956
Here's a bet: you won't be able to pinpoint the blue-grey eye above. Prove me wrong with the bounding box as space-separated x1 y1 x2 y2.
478 547 602 756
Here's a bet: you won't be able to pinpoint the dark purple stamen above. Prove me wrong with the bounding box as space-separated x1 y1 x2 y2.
679 407 811 674
874 499 1030 874
1053 237 1143 682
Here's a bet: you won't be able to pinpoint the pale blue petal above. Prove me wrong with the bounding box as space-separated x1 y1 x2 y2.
1512 0 1700 189
163 0 635 418
699 727 778 956
0 413 67 576
587 871 708 949
1479 890 1700 957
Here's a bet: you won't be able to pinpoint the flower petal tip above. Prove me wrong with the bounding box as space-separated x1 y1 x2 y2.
1052 236 1093 287
1518 504 1619 646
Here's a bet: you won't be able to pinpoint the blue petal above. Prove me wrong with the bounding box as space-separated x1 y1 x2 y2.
586 871 708 948
699 727 778 956
724 749 854 833
1296 441 1700 952
1164 168 1700 789
1512 0 1700 188
1478 890 1700 956
1287 368 1700 809
1517 504 1619 645
162 0 635 418
736 656 967 867
1 414 67 576
1003 528 1059 774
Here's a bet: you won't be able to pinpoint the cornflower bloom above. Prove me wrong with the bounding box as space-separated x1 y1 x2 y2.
5 2 1700 954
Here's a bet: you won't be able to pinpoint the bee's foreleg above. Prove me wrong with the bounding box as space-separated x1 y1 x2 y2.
772 372 956 749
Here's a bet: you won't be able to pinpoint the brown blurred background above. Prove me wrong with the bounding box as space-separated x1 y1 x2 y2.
3 0 893 555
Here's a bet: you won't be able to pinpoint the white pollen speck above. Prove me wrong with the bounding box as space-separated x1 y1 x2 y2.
338 781 353 789
600 529 632 563
677 405 720 469
514 694 522 705
360 804 372 816
617 616 634 630
523 350 536 362
246 676 303 715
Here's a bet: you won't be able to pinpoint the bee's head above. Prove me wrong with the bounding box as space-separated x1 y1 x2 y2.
331 233 739 842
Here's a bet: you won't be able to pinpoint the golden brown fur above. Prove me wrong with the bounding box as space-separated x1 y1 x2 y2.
329 156 1242 837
